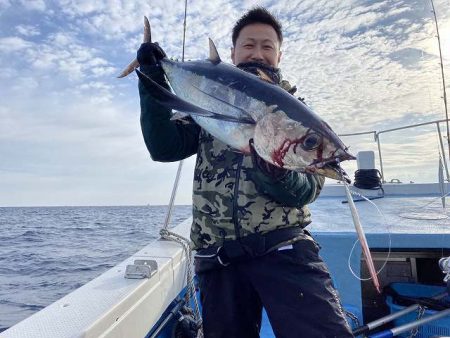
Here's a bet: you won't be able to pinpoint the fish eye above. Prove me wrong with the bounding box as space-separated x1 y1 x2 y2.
301 133 321 151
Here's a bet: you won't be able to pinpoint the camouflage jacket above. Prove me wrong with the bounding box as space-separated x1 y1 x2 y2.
139 66 325 251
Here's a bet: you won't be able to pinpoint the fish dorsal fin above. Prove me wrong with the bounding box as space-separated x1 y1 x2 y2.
208 38 221 64
256 69 275 84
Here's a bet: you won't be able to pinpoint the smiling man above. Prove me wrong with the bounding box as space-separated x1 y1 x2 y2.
137 7 353 338
231 22 282 67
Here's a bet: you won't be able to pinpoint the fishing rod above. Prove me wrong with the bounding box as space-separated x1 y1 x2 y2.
158 1 204 333
430 0 450 164
162 0 189 231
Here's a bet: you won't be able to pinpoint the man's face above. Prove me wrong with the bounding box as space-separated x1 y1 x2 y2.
231 23 282 67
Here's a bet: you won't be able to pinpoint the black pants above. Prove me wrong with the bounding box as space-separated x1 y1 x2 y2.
195 237 354 338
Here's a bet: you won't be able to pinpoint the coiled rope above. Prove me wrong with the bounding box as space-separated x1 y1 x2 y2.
353 169 384 192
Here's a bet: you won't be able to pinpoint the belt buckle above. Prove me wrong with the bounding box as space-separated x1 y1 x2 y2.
216 246 230 266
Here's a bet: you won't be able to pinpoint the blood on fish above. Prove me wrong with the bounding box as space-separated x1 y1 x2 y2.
316 142 324 162
271 138 302 167
272 134 326 169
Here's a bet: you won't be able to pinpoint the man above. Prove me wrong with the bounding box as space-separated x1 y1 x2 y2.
137 7 353 338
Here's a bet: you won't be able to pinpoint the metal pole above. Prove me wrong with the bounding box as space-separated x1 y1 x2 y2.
339 131 377 137
149 299 185 338
439 157 446 209
390 307 450 336
377 119 450 136
430 0 450 162
376 133 385 183
352 304 420 336
340 119 450 184
162 161 184 231
437 122 450 181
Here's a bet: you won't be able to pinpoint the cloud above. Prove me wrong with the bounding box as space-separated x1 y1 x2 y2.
16 25 41 37
0 0 449 206
0 36 33 51
0 31 116 84
0 0 11 10
48 32 74 46
19 0 45 11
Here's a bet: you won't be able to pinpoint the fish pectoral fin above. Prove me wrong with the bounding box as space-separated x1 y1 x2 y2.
189 83 255 124
136 69 255 124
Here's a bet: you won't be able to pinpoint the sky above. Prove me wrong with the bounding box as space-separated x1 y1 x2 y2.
0 0 449 207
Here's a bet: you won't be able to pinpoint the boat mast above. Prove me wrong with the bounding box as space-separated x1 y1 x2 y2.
430 0 450 164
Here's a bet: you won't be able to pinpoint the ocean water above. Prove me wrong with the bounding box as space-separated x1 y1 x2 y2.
0 205 192 332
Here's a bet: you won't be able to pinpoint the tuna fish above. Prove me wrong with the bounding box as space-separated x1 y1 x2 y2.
120 17 356 182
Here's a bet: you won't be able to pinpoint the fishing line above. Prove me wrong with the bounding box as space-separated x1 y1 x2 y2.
398 190 450 221
346 187 392 283
416 190 450 210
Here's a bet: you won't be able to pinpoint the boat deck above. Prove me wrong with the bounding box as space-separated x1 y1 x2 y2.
3 186 449 338
310 195 450 235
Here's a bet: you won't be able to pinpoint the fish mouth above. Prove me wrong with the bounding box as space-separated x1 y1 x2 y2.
306 153 356 183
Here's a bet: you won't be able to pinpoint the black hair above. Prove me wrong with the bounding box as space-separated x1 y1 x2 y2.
232 7 283 46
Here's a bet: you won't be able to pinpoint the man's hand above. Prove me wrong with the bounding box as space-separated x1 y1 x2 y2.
137 42 167 68
249 139 288 181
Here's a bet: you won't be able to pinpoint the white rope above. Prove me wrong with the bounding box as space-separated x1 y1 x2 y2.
160 229 202 325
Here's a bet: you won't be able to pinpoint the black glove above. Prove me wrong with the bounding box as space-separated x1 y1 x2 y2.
249 139 288 181
137 42 166 67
